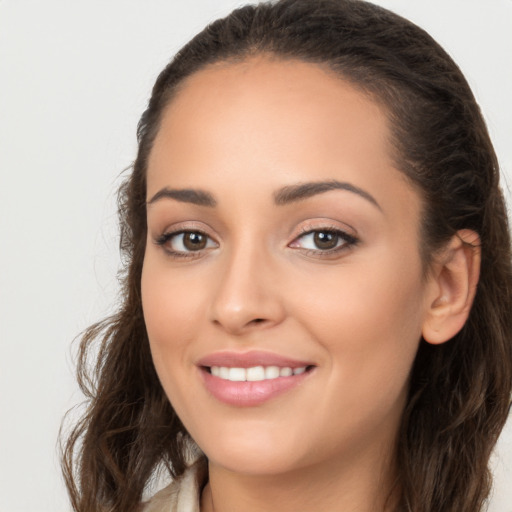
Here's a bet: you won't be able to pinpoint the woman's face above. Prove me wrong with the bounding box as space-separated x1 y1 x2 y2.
142 57 435 476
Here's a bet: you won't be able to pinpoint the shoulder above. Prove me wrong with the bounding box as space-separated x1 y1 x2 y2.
142 459 208 512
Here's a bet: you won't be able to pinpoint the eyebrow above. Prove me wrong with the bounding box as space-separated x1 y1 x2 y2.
147 187 217 207
274 180 382 210
147 179 381 211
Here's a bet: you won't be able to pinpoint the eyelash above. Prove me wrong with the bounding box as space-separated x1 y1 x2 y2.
291 226 358 257
154 226 358 259
154 230 218 259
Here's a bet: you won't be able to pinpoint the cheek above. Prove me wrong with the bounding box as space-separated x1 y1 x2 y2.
141 255 205 386
296 268 424 451
291 252 425 396
142 248 208 333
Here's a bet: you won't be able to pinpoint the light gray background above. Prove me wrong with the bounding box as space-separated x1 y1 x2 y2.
0 1 511 511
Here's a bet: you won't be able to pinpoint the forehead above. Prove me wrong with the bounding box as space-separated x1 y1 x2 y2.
147 56 418 220
157 56 389 155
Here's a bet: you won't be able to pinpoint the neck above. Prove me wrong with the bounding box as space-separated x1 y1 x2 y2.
201 443 399 512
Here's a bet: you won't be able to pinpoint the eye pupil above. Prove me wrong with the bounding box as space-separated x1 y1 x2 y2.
313 231 338 250
183 232 207 250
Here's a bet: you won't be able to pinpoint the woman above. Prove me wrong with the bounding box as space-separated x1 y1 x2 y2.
61 1 512 511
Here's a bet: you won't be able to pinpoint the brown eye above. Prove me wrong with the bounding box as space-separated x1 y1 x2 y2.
156 230 217 255
289 228 358 254
313 231 339 250
182 232 208 251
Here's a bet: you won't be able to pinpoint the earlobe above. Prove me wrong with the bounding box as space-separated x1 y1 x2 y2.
422 229 481 345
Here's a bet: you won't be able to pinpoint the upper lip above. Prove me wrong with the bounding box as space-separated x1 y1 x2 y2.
196 350 315 369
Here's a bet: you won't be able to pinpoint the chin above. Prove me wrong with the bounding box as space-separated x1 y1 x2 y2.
206 446 306 476
194 422 309 476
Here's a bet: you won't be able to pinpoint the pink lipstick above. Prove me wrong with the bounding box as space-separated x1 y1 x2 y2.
197 351 315 407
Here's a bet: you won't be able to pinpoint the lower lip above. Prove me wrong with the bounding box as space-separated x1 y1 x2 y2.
200 368 312 407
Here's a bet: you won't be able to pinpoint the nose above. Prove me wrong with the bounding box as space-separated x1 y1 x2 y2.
209 242 286 335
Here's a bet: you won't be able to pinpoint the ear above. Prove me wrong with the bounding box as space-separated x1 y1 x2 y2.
422 229 481 345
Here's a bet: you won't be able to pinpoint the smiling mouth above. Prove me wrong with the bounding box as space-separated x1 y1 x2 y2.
200 364 316 406
198 351 316 406
205 365 314 382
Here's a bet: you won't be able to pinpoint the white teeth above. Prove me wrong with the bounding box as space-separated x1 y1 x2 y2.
280 367 293 377
228 367 246 381
209 365 308 381
265 366 280 379
246 366 265 381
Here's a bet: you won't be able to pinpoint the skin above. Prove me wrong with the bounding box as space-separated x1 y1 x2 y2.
141 57 478 512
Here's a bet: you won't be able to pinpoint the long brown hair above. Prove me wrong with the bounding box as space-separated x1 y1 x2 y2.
61 1 512 511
